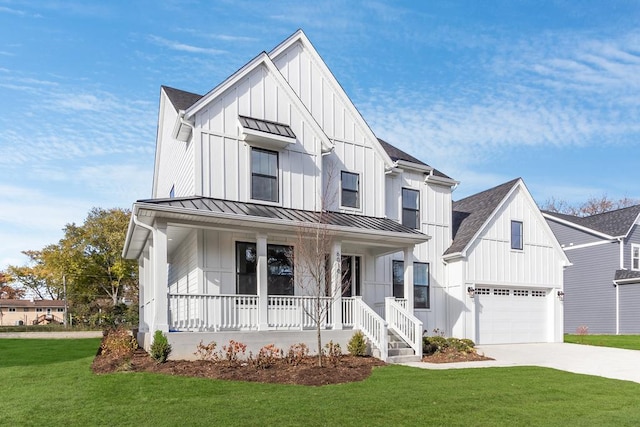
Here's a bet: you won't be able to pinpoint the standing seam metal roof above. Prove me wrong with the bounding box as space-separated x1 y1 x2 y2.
136 196 426 236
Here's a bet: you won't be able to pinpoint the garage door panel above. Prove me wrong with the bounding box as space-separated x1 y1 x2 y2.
476 287 549 344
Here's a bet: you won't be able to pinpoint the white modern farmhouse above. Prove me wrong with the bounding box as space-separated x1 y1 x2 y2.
123 30 569 361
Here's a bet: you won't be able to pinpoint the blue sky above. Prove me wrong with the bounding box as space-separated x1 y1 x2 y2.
1 0 640 269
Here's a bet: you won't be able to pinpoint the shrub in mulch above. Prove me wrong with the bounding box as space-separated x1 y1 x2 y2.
422 334 493 364
92 333 385 386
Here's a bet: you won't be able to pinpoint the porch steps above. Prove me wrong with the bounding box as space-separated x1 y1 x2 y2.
385 329 421 364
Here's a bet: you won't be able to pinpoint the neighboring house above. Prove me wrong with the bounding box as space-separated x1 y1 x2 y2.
0 300 65 326
544 205 640 334
123 30 568 360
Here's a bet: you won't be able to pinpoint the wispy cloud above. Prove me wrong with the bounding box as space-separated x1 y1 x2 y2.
148 35 227 55
0 6 25 15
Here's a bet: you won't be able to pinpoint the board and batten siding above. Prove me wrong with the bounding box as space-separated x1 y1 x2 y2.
154 91 195 198
168 230 198 294
619 284 640 334
563 241 619 334
465 187 562 287
194 64 322 211
272 41 386 217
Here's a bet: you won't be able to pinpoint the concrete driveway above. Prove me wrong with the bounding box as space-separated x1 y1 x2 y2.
403 343 640 384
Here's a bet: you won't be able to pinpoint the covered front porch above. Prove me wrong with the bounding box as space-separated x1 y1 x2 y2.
124 196 428 360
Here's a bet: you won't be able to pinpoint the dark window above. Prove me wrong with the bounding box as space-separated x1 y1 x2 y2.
511 221 523 250
236 242 293 295
413 263 429 309
8 308 16 312
402 188 420 229
392 260 404 299
251 148 278 202
392 260 430 309
341 171 360 208
23 308 28 312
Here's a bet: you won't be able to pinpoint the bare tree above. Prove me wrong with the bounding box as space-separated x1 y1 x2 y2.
541 194 639 217
288 160 346 367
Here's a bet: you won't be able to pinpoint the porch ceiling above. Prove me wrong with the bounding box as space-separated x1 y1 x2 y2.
123 196 430 259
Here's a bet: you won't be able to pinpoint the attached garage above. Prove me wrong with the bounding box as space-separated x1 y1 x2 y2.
475 286 551 344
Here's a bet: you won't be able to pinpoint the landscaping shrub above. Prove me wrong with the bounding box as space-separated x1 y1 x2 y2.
347 330 367 356
222 340 247 364
100 327 138 358
324 340 342 366
423 334 476 355
194 340 218 361
249 344 281 369
285 343 309 366
150 330 172 363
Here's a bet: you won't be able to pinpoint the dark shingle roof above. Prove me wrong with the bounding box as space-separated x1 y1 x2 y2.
377 138 452 179
239 115 296 139
0 299 65 307
614 269 640 282
137 196 426 237
545 205 640 237
444 178 521 255
162 85 203 111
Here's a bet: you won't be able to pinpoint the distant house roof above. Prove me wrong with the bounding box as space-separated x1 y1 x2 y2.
545 204 640 237
614 269 640 283
162 85 203 111
377 138 452 179
0 299 65 308
445 178 521 255
238 115 296 139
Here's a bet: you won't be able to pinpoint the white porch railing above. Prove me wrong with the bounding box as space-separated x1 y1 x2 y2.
352 296 388 361
169 294 343 331
385 297 422 356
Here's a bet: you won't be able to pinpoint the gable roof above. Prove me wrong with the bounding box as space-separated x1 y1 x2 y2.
161 85 203 111
0 299 65 308
377 138 452 179
544 204 640 238
445 178 521 255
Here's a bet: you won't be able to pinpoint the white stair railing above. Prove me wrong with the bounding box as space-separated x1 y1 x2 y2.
353 296 388 361
385 297 422 356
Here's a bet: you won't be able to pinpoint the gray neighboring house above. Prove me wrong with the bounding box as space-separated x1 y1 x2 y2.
544 205 640 334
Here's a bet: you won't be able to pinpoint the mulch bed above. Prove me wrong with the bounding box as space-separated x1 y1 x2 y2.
422 348 493 363
92 347 386 386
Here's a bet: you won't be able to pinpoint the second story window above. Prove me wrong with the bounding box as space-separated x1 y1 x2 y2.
632 245 640 270
511 220 523 250
341 171 360 208
402 188 420 229
251 148 278 202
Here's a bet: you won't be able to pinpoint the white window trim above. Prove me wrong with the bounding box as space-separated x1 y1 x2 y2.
511 220 524 251
340 171 361 211
248 147 282 206
401 187 421 230
632 244 640 271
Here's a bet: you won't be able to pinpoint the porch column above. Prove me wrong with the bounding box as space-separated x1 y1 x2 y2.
256 234 269 330
331 241 343 329
153 220 169 333
403 246 415 310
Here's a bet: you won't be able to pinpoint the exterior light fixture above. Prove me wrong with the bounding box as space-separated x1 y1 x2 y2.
557 290 565 300
467 286 475 298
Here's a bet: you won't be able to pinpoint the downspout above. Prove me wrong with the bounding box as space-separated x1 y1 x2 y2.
614 280 619 335
618 237 624 269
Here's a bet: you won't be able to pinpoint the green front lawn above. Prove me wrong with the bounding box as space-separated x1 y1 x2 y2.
1 339 640 426
565 334 640 350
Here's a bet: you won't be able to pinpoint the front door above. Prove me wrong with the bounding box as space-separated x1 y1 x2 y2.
341 255 361 297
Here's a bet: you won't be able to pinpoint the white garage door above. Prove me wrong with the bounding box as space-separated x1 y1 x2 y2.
475 287 549 344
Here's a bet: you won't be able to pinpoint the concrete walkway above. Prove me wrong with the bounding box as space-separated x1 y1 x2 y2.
402 343 640 384
0 331 103 339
